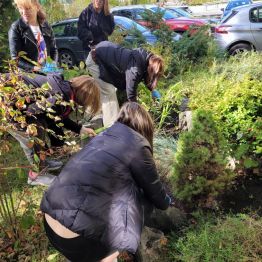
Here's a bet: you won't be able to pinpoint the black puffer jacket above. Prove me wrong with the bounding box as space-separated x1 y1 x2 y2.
8 18 58 72
94 41 152 102
41 122 169 254
77 4 115 51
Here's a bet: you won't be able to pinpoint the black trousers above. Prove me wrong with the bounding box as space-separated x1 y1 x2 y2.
43 217 112 262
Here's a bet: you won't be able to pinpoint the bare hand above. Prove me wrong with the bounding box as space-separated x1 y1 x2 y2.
33 66 42 72
80 127 96 137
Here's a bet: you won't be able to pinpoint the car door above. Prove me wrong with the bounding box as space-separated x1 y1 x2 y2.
250 6 262 50
69 21 85 61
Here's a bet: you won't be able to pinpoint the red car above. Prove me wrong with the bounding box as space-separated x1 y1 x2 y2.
111 5 206 34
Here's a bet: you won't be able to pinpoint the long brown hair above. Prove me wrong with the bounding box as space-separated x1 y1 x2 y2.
70 75 100 115
117 102 154 148
146 54 164 91
93 0 110 15
14 0 46 24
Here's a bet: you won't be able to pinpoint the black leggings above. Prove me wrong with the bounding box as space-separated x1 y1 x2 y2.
43 218 112 262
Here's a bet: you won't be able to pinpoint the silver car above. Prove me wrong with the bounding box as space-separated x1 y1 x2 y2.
215 3 262 55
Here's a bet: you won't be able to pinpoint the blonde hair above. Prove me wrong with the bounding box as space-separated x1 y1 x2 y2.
14 0 46 24
117 102 154 148
70 75 100 115
146 54 164 91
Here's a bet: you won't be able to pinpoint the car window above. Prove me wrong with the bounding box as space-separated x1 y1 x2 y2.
70 22 78 36
221 9 239 23
52 24 68 37
225 0 251 11
134 8 147 20
176 8 193 17
150 7 175 20
114 17 147 32
250 7 262 22
119 10 133 19
167 9 181 18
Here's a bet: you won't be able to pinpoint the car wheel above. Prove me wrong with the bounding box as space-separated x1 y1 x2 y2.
229 43 252 55
59 50 76 68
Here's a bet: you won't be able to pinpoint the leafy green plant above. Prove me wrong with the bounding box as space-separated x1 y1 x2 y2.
171 109 235 207
0 63 79 171
211 51 262 82
171 52 262 173
168 213 262 261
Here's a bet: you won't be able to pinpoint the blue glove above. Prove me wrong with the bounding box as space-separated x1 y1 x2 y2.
152 89 161 100
41 62 63 74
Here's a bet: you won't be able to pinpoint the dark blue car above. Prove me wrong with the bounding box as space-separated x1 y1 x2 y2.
52 16 179 67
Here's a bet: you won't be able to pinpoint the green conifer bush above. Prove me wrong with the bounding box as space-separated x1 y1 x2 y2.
171 109 235 206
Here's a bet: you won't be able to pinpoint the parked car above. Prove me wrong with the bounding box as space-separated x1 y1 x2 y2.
221 0 252 19
166 6 194 18
111 5 206 34
52 16 180 67
215 3 262 55
166 6 220 26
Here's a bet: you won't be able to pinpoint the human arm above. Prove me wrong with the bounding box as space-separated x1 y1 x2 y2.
125 66 141 102
99 13 115 36
8 23 35 72
77 8 93 45
62 118 95 137
130 145 170 210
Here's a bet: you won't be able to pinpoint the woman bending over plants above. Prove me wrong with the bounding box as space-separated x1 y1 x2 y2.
0 72 100 185
41 102 171 262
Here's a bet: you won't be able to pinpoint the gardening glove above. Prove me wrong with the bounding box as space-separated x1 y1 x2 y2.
152 89 161 100
41 62 62 74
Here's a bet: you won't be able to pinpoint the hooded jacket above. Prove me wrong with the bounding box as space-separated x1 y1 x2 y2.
93 41 152 102
77 4 115 52
41 122 169 254
8 18 58 72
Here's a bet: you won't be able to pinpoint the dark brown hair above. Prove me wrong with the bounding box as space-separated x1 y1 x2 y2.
146 54 164 91
70 75 100 115
117 102 154 148
14 0 46 24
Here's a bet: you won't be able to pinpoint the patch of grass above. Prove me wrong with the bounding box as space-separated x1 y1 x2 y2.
168 213 262 262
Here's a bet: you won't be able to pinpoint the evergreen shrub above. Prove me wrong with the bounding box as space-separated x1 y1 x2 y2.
170 27 224 75
171 109 235 206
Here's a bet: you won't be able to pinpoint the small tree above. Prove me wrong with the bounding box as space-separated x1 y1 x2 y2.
171 109 235 207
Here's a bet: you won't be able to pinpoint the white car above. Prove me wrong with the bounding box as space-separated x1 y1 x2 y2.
215 3 262 55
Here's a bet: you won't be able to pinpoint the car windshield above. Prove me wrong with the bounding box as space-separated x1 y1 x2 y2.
114 17 147 33
175 8 193 17
225 0 251 11
150 7 176 20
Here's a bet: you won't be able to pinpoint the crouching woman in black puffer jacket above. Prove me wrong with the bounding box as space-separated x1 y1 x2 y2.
40 102 171 262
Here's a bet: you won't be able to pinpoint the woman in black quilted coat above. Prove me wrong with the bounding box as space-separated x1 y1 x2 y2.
41 102 170 262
